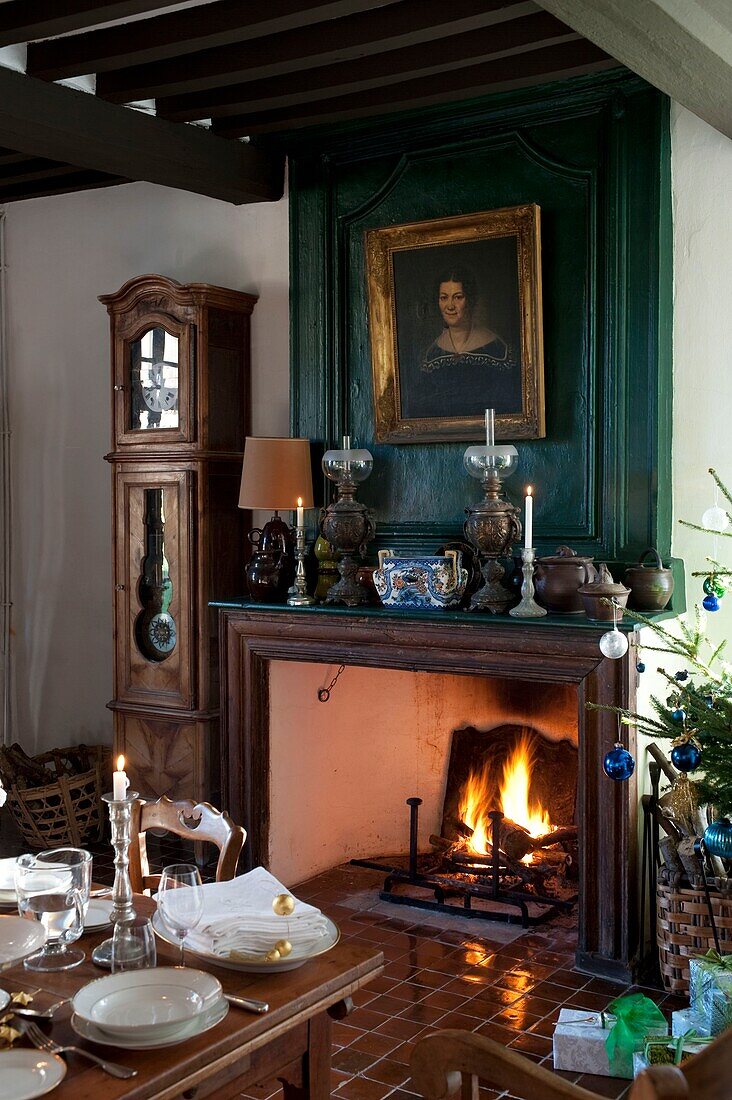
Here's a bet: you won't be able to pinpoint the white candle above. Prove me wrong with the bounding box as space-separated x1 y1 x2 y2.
112 755 129 800
485 408 495 447
296 496 304 529
525 486 533 549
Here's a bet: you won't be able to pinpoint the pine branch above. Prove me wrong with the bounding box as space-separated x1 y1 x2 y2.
710 467 732 508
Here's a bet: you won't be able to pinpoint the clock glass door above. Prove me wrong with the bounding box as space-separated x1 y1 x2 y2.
130 327 179 431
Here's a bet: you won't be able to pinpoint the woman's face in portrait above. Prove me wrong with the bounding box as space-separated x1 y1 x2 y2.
438 280 469 328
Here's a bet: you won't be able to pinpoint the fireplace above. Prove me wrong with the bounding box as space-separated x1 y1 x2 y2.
218 604 639 981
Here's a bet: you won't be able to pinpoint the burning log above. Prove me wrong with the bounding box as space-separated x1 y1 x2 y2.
499 820 578 861
429 834 454 852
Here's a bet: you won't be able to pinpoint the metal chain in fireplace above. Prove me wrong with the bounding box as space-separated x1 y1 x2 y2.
317 664 346 702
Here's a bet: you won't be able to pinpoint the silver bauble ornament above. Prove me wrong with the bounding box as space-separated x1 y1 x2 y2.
599 628 629 659
702 505 730 532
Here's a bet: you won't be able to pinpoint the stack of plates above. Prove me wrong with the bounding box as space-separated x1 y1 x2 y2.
71 968 229 1050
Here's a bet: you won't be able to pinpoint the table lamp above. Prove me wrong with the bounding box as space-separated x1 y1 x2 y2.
238 437 314 603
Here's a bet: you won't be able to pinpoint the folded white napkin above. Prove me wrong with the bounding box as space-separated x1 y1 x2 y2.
184 867 329 958
0 856 17 891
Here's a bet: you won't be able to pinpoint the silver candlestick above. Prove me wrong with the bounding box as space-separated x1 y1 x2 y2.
509 547 547 618
287 526 315 607
92 790 139 968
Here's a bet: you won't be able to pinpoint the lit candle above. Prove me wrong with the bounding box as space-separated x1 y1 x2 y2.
112 755 129 800
525 486 533 549
296 496 304 529
485 408 495 448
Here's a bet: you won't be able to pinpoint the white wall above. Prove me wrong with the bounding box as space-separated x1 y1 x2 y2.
4 181 289 753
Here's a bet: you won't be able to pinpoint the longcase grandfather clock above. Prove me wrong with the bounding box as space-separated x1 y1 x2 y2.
102 274 256 804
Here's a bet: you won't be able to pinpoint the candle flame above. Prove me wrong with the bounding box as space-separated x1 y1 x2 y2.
527 485 533 496
117 755 125 771
297 497 303 507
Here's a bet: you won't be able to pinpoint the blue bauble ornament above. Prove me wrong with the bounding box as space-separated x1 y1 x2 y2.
603 743 635 781
670 741 702 772
675 670 689 682
636 661 646 673
671 708 686 723
704 695 715 709
703 594 721 612
703 819 732 859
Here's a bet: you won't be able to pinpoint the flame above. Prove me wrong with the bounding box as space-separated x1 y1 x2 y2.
116 755 125 771
458 734 552 863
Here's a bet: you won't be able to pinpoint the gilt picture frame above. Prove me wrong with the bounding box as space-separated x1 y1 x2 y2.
365 204 545 444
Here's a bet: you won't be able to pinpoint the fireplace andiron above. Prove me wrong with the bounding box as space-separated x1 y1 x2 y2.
351 797 575 928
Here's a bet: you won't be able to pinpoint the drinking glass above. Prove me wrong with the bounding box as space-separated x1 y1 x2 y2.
15 848 92 971
158 864 204 966
111 915 157 972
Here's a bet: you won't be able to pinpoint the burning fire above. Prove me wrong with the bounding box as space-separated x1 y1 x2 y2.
458 733 552 863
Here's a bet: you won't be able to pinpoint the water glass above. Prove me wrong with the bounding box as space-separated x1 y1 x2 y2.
15 848 92 971
111 915 157 972
158 863 204 966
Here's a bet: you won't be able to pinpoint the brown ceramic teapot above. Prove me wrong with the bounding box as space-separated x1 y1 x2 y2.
624 548 675 611
534 545 598 614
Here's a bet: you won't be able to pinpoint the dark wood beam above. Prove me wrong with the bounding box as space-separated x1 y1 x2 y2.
212 38 616 136
0 66 284 204
0 159 99 186
28 0 401 81
0 1 180 48
97 0 539 103
0 172 128 204
158 11 575 123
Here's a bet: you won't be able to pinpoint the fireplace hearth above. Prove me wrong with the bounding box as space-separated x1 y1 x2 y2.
351 723 578 927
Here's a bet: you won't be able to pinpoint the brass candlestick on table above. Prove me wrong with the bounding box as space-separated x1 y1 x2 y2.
463 410 521 614
287 525 316 607
91 790 139 968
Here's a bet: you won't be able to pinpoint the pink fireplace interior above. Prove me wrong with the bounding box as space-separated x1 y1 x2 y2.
267 664 579 932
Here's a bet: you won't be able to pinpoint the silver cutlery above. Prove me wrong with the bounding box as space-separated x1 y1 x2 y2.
224 993 269 1014
11 1001 68 1020
22 1020 138 1079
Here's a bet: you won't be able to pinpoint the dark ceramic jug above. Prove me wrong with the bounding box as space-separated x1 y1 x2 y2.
534 545 598 614
624 548 674 611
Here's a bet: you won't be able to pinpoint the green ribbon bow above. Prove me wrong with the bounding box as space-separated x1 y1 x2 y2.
642 1029 714 1066
697 949 732 970
604 993 667 1076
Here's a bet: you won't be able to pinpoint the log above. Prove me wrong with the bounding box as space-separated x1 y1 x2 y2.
495 817 534 861
429 834 454 852
532 826 579 850
647 742 679 783
677 836 704 885
659 835 684 877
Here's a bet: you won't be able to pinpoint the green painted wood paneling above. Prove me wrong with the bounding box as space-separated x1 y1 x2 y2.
287 71 672 561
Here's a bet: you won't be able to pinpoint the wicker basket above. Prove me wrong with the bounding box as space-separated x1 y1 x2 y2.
657 881 732 993
1 744 110 850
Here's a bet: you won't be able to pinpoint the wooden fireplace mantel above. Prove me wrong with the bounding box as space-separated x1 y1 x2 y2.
217 602 639 981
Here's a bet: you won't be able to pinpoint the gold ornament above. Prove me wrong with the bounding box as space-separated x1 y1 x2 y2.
265 947 282 962
272 893 295 916
660 773 700 835
275 938 293 957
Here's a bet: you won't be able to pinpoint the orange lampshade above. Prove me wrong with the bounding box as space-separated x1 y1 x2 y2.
238 437 314 511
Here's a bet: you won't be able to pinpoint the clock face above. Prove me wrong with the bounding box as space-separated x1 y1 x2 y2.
130 327 179 431
147 611 177 656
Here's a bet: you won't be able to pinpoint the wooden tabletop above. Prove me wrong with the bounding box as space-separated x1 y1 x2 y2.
1 895 384 1100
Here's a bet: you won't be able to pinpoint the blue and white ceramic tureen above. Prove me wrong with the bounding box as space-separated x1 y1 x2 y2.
373 549 468 609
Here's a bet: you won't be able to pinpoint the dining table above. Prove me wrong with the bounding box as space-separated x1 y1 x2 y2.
1 893 384 1100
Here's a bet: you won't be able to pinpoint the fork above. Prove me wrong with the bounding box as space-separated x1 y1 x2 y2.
23 1021 138 1079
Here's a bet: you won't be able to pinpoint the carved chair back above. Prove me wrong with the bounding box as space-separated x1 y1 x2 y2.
410 1028 732 1100
128 796 245 894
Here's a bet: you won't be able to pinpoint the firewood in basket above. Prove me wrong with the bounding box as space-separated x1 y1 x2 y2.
659 835 684 876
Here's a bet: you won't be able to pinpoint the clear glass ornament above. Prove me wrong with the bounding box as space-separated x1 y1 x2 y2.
701 505 729 532
599 627 629 659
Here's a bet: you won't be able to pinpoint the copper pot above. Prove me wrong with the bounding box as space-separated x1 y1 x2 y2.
534 545 598 614
624 548 675 611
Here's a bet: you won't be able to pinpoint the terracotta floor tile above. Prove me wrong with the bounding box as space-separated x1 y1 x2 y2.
332 1048 379 1075
368 994 412 1017
410 968 451 989
474 986 523 1007
507 962 558 980
374 1017 427 1041
333 1024 367 1047
351 989 379 1007
435 1011 483 1031
397 1002 447 1025
529 980 576 1002
419 989 469 1012
349 1008 393 1032
473 1021 523 1045
574 1074 630 1098
334 1076 395 1100
489 1005 544 1031
389 983 429 1005
351 1032 403 1058
547 968 589 989
364 975 401 996
447 968 498 989
566 991 618 1012
527 1016 560 1038
509 995 560 1017
363 1058 413 1087
508 1031 553 1057
495 972 540 994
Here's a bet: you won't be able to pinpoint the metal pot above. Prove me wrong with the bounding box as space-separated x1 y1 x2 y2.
624 548 675 611
534 545 598 614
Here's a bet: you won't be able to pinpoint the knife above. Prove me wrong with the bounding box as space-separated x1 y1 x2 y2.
224 993 269 1014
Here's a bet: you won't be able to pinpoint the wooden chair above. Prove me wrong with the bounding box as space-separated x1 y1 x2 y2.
410 1027 732 1100
128 796 246 894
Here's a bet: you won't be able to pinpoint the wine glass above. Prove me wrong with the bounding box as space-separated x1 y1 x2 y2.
15 848 92 971
112 915 157 972
158 864 204 966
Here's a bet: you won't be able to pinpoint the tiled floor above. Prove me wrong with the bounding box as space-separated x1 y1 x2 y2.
0 813 682 1100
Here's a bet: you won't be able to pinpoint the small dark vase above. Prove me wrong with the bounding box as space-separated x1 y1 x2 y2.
246 515 294 603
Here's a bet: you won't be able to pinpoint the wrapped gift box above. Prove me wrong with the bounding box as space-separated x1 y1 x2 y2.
552 1008 667 1079
672 1007 711 1038
633 1035 710 1077
689 954 732 1035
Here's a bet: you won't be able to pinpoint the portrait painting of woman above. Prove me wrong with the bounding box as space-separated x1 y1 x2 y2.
366 205 545 443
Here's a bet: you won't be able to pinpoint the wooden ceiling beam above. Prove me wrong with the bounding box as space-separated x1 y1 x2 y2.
96 0 539 103
0 172 128 204
158 11 575 123
213 38 616 135
0 160 100 186
27 0 400 82
0 66 284 204
0 1 179 48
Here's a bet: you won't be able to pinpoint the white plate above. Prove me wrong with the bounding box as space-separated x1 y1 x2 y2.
83 899 113 931
71 995 229 1050
0 856 17 891
0 1049 66 1099
0 917 45 971
72 966 222 1038
152 909 341 973
0 988 10 1013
